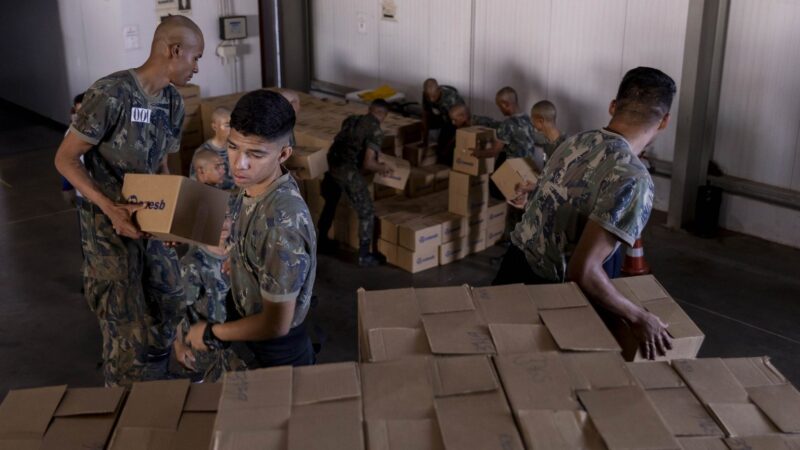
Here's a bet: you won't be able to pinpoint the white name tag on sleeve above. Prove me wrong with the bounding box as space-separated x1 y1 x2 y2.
131 107 152 124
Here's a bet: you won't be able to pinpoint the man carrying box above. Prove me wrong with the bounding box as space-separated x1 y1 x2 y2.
54 16 204 387
317 99 393 267
185 90 317 368
494 67 676 360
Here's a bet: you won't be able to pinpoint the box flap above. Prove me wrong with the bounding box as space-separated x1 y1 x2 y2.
706 403 778 437
367 328 431 361
41 415 117 450
578 386 680 450
108 427 175 450
724 436 798 450
358 287 421 330
472 284 540 325
516 410 606 450
672 359 749 404
361 357 435 421
173 412 215 450
211 429 286 450
116 379 190 432
627 361 685 389
722 357 787 387
365 419 444 450
644 298 704 340
494 352 581 412
540 306 621 352
432 356 497 397
214 367 292 432
293 362 360 406
489 323 559 354
422 311 496 355
647 388 724 437
0 385 66 439
287 399 364 450
526 282 589 310
54 386 125 417
434 391 524 450
611 275 670 304
677 437 729 450
415 285 474 315
746 384 800 433
562 352 637 390
183 383 222 412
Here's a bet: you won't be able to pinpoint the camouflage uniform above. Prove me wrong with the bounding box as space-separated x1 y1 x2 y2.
471 115 501 128
188 140 236 190
319 114 383 249
425 86 465 166
540 133 567 161
178 245 245 382
71 69 185 386
228 169 317 366
510 129 654 282
496 113 542 169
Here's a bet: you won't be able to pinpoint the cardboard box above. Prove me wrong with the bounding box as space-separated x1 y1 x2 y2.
427 212 468 244
200 92 246 140
0 385 125 450
405 167 436 198
486 199 508 228
396 245 439 273
377 239 398 266
397 217 442 252
121 174 230 246
425 164 450 190
176 83 201 105
361 356 524 450
373 155 411 190
448 171 489 197
448 186 489 217
467 209 488 239
486 216 506 246
285 146 328 180
611 275 705 361
490 158 539 201
439 237 470 265
453 127 496 176
646 387 724 437
402 142 437 167
380 211 421 244
109 380 221 450
212 363 363 450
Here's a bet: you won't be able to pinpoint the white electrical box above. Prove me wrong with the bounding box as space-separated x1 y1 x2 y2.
219 16 247 40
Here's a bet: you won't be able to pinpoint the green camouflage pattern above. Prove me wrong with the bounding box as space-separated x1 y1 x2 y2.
228 170 317 328
327 166 375 248
497 113 538 161
71 69 184 202
328 114 384 168
188 140 236 190
472 115 501 128
79 208 184 387
511 129 654 282
542 133 567 160
429 85 465 120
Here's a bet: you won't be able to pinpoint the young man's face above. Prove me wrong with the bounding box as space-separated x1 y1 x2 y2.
169 35 204 86
212 115 231 141
196 157 225 186
450 107 469 128
227 128 291 194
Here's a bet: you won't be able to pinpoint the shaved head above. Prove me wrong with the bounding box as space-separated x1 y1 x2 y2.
531 100 557 122
495 86 518 105
147 15 204 86
152 15 203 54
423 78 441 102
211 106 231 123
448 103 471 128
193 148 221 169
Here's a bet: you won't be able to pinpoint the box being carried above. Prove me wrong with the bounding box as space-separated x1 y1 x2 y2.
122 174 230 246
372 154 411 190
453 126 496 176
490 158 539 201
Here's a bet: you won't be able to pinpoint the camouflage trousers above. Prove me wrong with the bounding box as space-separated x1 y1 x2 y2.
78 206 184 387
177 318 246 383
320 167 374 249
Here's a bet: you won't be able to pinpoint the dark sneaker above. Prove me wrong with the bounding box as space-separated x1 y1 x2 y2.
358 252 386 267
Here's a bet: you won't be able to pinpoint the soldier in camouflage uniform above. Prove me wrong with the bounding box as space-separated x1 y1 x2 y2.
54 16 204 386
317 99 393 266
448 103 500 129
493 67 677 360
531 100 567 160
184 90 317 368
423 78 465 165
189 107 235 190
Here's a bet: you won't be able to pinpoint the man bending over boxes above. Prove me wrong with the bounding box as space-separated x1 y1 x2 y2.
190 106 234 190
493 67 676 360
317 99 393 267
185 90 317 367
54 16 204 386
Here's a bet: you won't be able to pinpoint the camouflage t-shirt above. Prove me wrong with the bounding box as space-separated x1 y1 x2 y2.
180 245 230 325
511 129 654 282
428 85 465 120
497 113 538 161
71 69 184 202
228 169 317 328
189 139 236 190
327 114 383 169
542 133 567 160
472 115 501 128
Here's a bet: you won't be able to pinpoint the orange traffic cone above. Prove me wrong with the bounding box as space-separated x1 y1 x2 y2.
621 238 650 276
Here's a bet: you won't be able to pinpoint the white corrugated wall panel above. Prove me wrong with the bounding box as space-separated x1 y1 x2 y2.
714 0 800 189
471 0 551 118
427 0 473 102
622 0 690 162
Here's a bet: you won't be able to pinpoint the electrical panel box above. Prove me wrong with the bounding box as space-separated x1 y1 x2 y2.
219 16 248 40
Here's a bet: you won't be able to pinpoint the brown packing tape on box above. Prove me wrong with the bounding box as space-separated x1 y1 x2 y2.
121 174 229 246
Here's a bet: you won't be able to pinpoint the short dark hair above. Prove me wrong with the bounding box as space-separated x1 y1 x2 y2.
230 90 295 142
615 67 676 124
73 93 84 105
369 99 390 113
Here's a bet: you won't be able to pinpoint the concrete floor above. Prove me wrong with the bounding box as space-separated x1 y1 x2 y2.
1 99 799 400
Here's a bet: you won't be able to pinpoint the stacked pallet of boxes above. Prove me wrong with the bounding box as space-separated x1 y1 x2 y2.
174 84 203 176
